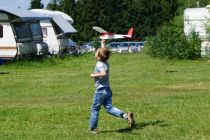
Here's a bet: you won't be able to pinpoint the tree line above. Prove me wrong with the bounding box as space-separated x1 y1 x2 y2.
30 0 208 43
30 0 209 48
31 0 209 58
45 0 179 44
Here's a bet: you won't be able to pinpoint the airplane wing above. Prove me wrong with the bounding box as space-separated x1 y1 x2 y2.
93 26 108 33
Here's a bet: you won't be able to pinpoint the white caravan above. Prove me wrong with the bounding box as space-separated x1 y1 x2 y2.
31 9 77 55
184 5 210 56
0 7 51 60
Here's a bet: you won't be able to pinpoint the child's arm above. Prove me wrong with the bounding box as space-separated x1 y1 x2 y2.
101 39 106 48
90 70 106 78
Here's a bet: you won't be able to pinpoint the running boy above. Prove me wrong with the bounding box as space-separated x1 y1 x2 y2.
89 47 135 133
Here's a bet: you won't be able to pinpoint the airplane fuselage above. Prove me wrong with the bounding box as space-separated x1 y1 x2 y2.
100 33 131 40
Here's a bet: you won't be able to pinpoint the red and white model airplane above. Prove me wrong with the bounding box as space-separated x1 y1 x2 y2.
93 26 134 40
93 26 134 47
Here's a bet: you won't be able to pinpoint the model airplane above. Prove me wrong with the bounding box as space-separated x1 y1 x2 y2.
93 26 134 40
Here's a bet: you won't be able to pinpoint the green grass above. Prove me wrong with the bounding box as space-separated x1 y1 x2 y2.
0 52 210 140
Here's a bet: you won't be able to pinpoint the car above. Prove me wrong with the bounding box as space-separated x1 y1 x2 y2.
107 42 122 52
68 39 78 55
107 41 141 53
117 42 129 53
127 42 139 53
80 42 95 53
136 42 144 51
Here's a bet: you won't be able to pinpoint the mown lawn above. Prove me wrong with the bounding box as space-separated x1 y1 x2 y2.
0 52 210 140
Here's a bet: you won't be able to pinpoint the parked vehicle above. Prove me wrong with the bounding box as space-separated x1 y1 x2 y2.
127 42 139 53
117 42 138 53
184 7 209 39
107 41 144 53
68 39 78 55
117 42 129 53
0 7 51 60
107 42 121 52
184 5 210 56
136 42 144 51
31 9 77 55
80 42 95 53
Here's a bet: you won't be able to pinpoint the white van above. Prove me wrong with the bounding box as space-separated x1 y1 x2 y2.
31 9 77 55
0 7 50 60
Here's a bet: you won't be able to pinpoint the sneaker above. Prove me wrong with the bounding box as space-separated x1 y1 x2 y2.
127 112 135 127
89 128 99 134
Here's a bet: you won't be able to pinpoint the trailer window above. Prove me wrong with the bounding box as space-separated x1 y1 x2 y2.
13 22 32 41
0 25 3 38
30 23 42 37
42 27 47 38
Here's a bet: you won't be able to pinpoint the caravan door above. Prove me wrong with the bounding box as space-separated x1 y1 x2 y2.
40 20 59 54
13 22 37 56
29 22 48 55
0 13 17 59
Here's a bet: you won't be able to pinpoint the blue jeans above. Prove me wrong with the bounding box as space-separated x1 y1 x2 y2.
89 87 124 129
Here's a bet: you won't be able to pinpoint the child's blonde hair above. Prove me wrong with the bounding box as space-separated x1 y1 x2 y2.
97 47 110 62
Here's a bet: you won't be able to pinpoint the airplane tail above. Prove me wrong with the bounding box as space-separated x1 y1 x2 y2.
127 27 134 37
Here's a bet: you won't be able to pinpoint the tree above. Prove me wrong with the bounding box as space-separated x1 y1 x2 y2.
47 0 202 45
30 0 44 9
46 0 61 10
147 16 201 59
175 0 209 14
60 0 76 16
68 0 179 44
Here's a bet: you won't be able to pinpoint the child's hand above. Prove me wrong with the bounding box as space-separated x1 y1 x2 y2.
90 73 95 78
101 39 106 48
90 71 106 78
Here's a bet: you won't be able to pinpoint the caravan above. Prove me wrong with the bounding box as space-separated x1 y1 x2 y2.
184 5 210 56
31 9 77 55
0 7 51 60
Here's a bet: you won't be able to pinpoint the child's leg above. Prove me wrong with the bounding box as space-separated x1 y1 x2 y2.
89 89 106 129
103 93 136 127
103 88 128 120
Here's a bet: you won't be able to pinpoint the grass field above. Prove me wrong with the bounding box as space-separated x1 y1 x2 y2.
0 51 210 140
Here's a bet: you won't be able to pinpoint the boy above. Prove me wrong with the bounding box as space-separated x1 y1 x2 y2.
89 47 135 134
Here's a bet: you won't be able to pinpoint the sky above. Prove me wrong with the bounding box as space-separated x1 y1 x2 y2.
0 0 51 9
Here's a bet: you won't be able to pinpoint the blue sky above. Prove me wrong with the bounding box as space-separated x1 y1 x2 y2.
0 0 51 9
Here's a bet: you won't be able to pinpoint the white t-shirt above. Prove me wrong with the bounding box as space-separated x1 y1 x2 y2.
93 61 110 89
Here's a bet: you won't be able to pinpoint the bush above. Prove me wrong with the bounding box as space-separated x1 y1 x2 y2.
147 16 201 59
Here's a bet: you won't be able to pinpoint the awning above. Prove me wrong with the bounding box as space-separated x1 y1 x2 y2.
31 9 77 33
0 6 52 22
52 14 77 33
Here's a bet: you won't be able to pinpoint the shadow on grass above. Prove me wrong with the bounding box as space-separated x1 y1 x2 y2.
101 120 169 134
0 71 10 75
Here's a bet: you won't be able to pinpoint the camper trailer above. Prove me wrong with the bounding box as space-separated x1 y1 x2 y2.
184 5 210 56
31 9 77 55
0 7 51 60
